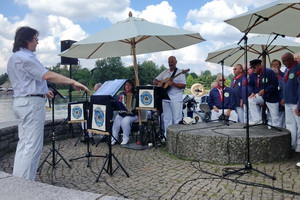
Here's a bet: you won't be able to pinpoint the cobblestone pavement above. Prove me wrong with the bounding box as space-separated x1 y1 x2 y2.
1 136 300 200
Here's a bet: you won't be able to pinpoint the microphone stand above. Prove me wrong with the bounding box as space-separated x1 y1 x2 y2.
215 48 241 125
37 84 71 184
222 14 276 180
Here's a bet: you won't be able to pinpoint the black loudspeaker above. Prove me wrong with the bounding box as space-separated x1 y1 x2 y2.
61 40 78 65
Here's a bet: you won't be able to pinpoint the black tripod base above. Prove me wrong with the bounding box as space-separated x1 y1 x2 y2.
69 152 105 167
223 161 276 180
95 153 129 182
37 148 71 172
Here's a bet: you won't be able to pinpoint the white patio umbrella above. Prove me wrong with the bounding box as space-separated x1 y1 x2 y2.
60 12 205 86
224 0 300 38
205 34 300 67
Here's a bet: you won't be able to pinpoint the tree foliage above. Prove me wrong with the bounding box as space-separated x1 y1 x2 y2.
0 73 9 85
2 57 233 91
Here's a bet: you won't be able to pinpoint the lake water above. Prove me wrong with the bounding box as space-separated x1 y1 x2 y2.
0 93 69 123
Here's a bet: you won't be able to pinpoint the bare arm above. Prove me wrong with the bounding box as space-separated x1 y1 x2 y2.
42 71 90 93
153 79 163 87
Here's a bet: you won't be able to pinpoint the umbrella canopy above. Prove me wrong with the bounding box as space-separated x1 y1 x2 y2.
60 12 205 86
205 35 300 67
224 0 300 37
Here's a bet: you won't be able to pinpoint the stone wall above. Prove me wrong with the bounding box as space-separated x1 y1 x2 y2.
0 119 82 159
167 122 292 164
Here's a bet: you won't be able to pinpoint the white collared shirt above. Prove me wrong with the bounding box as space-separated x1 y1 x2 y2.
7 48 49 97
155 68 186 101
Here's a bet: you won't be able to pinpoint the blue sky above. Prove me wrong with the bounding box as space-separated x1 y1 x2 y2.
0 0 285 78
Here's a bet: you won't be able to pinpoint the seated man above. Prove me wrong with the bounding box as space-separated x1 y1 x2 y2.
248 59 280 126
208 75 238 122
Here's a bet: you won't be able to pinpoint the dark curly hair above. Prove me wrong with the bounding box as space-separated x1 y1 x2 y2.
13 26 39 52
124 79 136 94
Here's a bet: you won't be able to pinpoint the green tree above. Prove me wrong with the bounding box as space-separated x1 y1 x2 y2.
197 70 217 89
186 74 197 88
91 57 127 86
0 73 9 85
138 61 163 85
189 72 198 79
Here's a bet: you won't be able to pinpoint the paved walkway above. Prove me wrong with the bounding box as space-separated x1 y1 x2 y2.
1 134 300 199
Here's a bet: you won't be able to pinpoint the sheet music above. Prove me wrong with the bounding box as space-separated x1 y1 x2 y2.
94 79 126 96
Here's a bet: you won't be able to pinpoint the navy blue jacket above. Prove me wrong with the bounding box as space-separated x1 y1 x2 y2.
231 75 243 107
248 67 279 103
208 86 236 110
283 62 300 104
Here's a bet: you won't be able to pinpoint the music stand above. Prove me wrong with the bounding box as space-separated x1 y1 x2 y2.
135 85 169 147
89 95 129 181
68 100 104 167
37 83 71 183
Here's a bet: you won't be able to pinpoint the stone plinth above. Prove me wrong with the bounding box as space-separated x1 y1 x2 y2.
167 122 291 164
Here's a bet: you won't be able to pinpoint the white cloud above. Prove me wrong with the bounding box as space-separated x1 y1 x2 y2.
15 0 130 22
0 0 285 77
138 1 177 27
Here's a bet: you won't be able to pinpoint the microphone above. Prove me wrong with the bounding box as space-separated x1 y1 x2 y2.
254 13 269 21
271 32 285 38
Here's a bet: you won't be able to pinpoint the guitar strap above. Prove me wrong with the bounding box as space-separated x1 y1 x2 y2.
170 68 178 79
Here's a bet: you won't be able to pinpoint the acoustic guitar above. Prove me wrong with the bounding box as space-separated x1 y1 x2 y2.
162 69 190 89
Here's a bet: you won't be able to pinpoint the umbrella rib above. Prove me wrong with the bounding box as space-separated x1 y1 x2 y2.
87 43 105 59
156 36 176 49
206 49 233 61
136 36 151 43
245 3 298 32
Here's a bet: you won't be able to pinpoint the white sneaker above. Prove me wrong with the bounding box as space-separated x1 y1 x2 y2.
111 140 116 145
296 162 300 168
295 146 300 153
121 140 128 145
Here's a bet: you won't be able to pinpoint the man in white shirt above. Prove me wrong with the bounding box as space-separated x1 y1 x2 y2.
7 26 90 181
153 56 186 138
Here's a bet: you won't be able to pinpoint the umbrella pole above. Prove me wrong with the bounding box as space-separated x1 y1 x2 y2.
131 40 139 87
222 18 276 180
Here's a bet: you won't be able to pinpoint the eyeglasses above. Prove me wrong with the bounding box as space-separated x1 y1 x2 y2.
218 79 225 81
32 37 39 42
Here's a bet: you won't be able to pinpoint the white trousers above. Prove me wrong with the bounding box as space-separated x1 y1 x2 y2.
285 104 300 149
278 111 286 128
162 100 183 138
12 97 45 180
243 104 253 123
112 114 138 143
248 95 280 127
210 109 238 122
235 106 244 123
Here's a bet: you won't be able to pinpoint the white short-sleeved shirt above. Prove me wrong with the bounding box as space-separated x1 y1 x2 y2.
155 68 186 102
7 48 49 97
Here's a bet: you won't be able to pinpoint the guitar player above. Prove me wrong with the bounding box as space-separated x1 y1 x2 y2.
153 56 187 139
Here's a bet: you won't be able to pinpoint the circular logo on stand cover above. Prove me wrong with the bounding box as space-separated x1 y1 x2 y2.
72 106 82 119
94 107 105 127
141 91 153 106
